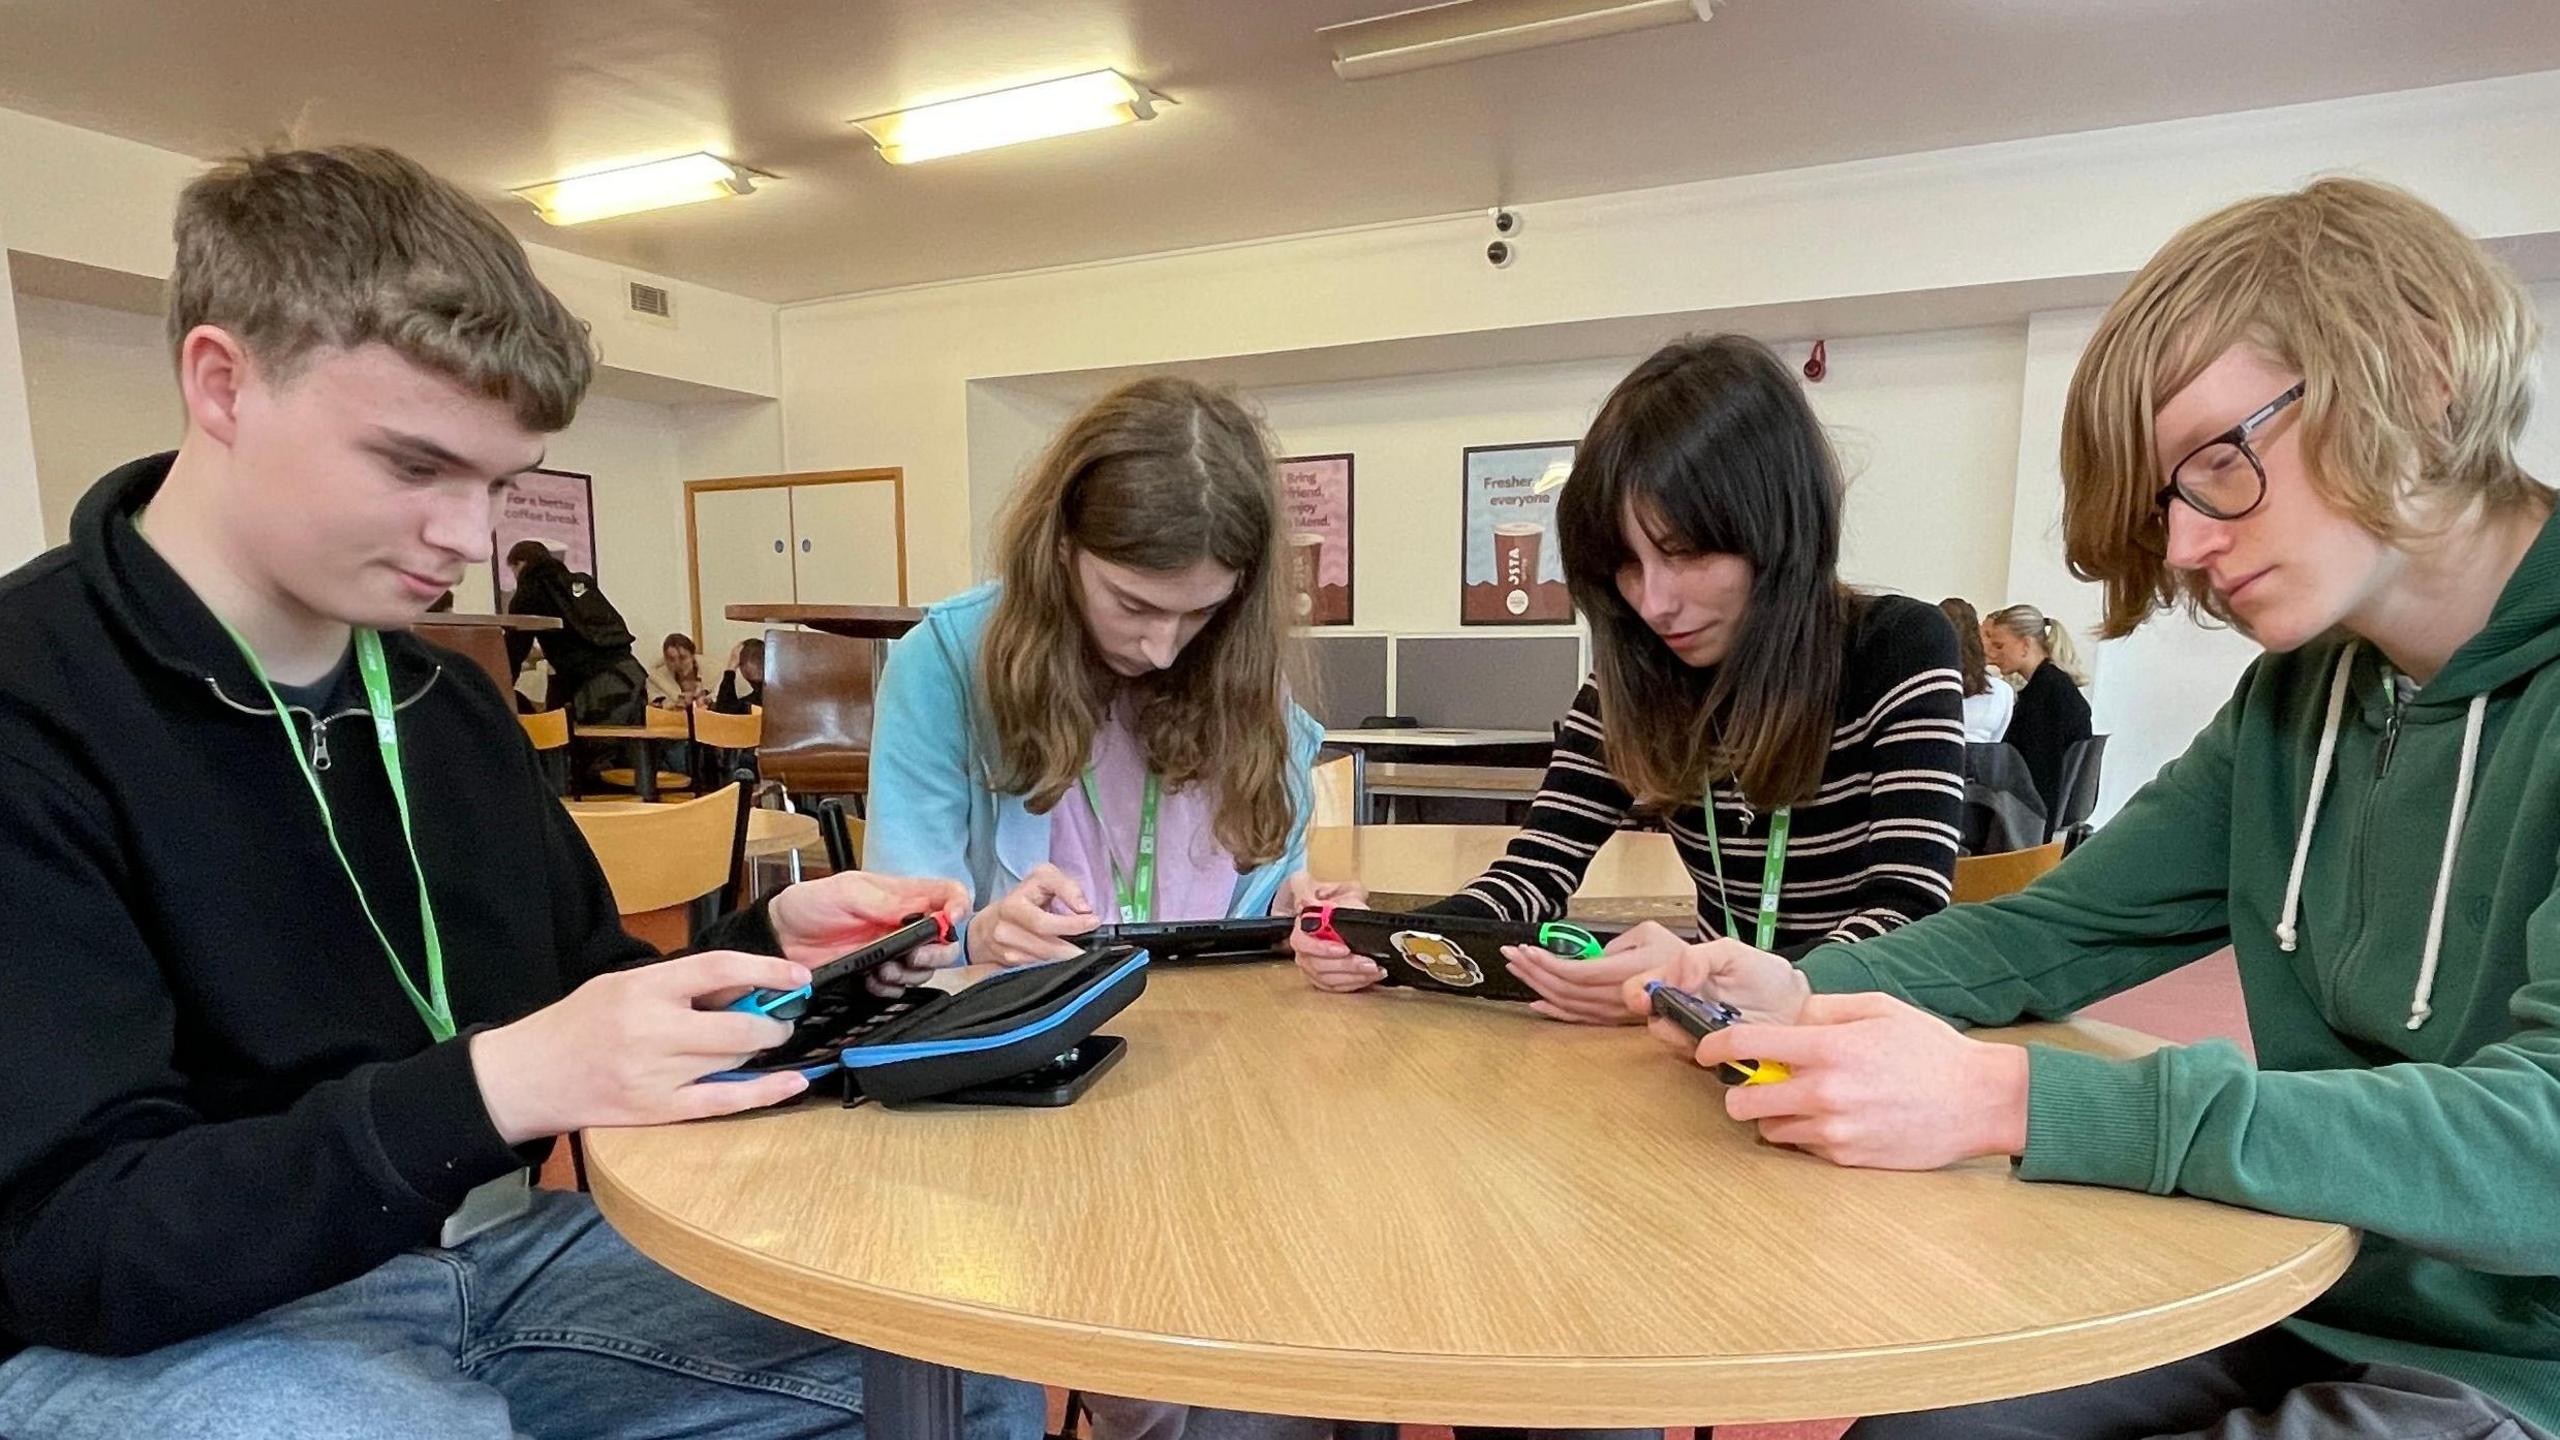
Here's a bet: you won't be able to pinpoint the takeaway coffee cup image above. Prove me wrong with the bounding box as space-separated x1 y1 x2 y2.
1493 522 1542 616
1289 532 1323 619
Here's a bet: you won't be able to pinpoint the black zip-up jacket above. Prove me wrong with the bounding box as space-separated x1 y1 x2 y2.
0 454 773 1357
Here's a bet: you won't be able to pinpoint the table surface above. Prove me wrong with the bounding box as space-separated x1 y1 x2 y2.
1324 727 1554 749
563 800 821 859
413 612 560 630
1365 762 1543 797
586 964 2354 1428
727 603 924 640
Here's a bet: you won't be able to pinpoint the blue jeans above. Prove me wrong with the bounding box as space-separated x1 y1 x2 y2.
0 1190 1045 1440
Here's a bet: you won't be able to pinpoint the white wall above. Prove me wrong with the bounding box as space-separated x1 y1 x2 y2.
779 72 2560 603
15 293 700 654
15 294 180 546
0 246 47 567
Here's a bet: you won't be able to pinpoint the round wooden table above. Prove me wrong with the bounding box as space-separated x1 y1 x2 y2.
586 964 2353 1432
1311 822 1696 927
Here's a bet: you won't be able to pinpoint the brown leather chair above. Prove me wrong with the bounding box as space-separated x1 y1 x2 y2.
757 628 874 808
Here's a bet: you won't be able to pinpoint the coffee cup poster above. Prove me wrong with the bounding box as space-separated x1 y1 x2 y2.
1278 453 1355 626
1461 441 1574 625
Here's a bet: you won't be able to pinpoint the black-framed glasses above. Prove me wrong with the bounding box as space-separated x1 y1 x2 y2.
2152 381 2305 522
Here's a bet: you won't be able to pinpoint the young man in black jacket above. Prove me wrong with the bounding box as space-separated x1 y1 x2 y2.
503 538 651 723
0 146 1041 1439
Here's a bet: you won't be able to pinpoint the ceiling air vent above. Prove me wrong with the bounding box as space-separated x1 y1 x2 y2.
626 280 674 321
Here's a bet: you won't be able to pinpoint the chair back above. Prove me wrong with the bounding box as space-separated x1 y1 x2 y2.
1960 741 2047 855
1952 838 2066 904
567 782 749 939
692 706 762 751
759 629 875 797
1311 752 1364 828
2050 734 2108 839
518 709 570 751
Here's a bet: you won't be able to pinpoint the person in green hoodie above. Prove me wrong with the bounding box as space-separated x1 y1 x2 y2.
1617 177 2560 1439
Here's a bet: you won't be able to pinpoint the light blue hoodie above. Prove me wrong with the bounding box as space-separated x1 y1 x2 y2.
866 583 1323 938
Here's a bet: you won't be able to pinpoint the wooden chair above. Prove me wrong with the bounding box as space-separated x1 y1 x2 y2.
1952 837 2066 904
518 708 572 796
1311 751 1365 827
567 780 751 952
689 704 762 791
595 706 696 797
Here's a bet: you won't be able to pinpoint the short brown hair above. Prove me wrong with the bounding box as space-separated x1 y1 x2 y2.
2063 177 2544 637
978 377 1302 866
169 145 594 431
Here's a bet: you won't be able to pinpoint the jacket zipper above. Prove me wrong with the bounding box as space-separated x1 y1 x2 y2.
2331 670 2404 1016
206 667 445 773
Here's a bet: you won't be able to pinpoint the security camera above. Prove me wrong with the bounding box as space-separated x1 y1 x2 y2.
1486 239 1515 268
1488 207 1522 235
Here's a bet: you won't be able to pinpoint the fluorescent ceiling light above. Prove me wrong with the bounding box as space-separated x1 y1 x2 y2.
513 153 759 226
852 69 1161 165
1321 0 1713 81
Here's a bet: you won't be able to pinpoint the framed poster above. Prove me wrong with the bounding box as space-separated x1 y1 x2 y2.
490 467 596 609
1277 453 1355 626
1460 441 1574 625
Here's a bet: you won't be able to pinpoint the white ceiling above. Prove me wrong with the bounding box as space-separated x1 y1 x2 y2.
0 1 2555 303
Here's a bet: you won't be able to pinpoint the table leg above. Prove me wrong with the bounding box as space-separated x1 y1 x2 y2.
861 1348 966 1440
634 740 658 802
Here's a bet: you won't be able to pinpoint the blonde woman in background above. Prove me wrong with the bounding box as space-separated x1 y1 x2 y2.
1982 602 2091 818
1938 597 2013 743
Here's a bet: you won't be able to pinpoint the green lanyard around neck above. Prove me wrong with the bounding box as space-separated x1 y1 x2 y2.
1701 786 1792 951
1075 768 1161 924
226 626 455 1042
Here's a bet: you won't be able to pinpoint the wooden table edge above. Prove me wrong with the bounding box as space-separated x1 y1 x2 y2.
587 1141 2357 1427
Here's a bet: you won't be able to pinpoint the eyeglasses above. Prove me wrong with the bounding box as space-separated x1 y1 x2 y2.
2152 381 2305 522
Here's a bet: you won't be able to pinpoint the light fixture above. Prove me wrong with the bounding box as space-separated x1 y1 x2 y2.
512 153 760 226
1321 0 1714 81
852 70 1162 165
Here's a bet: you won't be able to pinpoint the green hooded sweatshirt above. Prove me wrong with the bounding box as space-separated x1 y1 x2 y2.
1800 509 2560 1429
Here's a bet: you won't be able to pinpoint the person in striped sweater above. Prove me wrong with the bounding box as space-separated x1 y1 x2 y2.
1294 334 1967 1027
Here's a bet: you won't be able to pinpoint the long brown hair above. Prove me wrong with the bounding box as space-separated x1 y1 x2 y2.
1559 335 1858 814
978 377 1300 865
1938 598 1990 697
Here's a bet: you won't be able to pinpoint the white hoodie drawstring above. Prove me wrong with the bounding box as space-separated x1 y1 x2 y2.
2271 641 2487 1032
2409 692 2489 1031
2276 645 2357 954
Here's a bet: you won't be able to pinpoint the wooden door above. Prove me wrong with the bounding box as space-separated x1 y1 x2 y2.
691 486 795 654
789 479 905 606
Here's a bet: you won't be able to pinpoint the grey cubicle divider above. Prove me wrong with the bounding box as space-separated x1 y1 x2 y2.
1391 633 1585 730
1298 632 1391 729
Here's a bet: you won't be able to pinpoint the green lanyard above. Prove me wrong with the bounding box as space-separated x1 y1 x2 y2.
227 627 455 1042
1075 769 1161 924
1700 788 1792 951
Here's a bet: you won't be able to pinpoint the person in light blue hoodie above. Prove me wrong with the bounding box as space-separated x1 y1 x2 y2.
867 377 1359 1440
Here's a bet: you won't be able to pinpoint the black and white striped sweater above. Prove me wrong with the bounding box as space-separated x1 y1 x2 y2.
1435 594 1966 956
